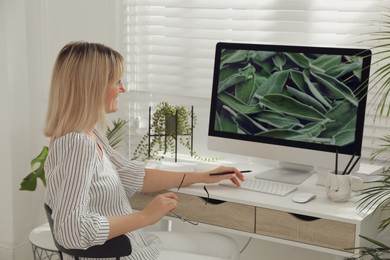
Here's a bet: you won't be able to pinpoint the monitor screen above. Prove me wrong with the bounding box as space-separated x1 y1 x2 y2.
208 42 371 183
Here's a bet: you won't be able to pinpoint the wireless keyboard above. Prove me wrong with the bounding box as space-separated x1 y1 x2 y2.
219 178 297 196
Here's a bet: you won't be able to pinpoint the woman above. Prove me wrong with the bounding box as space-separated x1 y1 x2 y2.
43 41 244 260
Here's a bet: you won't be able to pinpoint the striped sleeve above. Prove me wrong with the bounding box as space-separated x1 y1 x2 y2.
94 129 145 197
45 133 110 249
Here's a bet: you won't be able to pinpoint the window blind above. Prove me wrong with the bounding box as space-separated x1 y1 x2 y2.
123 0 390 162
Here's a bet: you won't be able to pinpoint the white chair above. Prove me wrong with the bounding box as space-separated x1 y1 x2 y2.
29 223 60 260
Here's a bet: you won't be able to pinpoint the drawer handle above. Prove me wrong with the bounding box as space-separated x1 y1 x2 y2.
290 213 319 221
200 197 226 205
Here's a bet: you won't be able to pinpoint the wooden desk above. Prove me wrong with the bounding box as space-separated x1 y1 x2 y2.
130 169 385 259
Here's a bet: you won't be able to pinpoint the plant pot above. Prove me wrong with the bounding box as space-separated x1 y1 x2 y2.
165 115 178 135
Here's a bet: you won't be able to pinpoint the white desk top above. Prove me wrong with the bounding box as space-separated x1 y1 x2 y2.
177 174 369 224
161 157 374 224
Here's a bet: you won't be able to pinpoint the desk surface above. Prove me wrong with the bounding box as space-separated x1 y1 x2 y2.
177 172 368 224
146 156 383 258
161 156 372 223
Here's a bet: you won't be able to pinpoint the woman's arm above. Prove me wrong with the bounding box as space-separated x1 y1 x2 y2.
106 166 245 238
106 192 178 239
94 129 244 195
141 166 245 193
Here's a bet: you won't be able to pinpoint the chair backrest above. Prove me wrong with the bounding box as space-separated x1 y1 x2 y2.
44 203 132 259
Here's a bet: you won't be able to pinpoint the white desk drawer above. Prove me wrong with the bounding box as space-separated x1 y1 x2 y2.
130 192 255 233
255 207 356 251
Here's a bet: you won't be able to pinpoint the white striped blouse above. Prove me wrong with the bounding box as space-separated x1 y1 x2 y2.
44 130 162 260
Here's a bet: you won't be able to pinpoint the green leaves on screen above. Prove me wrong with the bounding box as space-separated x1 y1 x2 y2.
214 49 363 146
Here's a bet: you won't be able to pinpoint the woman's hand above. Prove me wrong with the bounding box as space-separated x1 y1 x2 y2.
203 166 245 187
107 192 178 238
141 192 178 225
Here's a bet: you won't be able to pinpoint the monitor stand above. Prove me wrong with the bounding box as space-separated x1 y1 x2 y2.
255 162 314 185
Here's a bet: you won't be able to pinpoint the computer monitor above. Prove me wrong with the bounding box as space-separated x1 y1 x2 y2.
208 42 371 184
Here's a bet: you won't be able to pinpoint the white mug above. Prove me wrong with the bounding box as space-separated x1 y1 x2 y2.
325 171 363 202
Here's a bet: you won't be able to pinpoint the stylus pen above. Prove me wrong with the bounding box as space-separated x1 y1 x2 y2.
342 152 356 175
345 155 361 175
209 170 252 176
335 149 338 175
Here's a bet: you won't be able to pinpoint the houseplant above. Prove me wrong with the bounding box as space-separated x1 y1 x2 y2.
132 102 195 161
345 13 390 259
19 118 128 191
132 102 215 162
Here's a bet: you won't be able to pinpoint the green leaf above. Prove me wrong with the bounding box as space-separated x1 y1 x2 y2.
311 55 341 71
20 173 38 191
360 235 390 250
20 146 49 191
218 66 241 86
286 86 327 114
30 146 49 171
221 49 249 68
235 112 268 134
250 51 277 69
253 110 301 129
235 64 257 104
256 70 289 96
285 52 310 68
218 92 263 114
256 62 274 76
105 118 129 149
290 70 307 92
311 70 358 106
371 134 390 162
216 107 238 133
257 94 329 122
321 101 357 138
298 122 326 138
326 61 362 79
254 75 268 90
272 54 286 71
218 72 249 94
304 74 333 109
214 112 222 131
332 129 355 146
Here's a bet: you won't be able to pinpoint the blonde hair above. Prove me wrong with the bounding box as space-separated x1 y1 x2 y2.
44 41 124 140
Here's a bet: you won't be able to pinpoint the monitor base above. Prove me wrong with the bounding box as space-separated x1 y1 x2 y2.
255 163 313 185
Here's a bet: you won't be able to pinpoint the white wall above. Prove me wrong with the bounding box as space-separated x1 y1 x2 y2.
0 1 16 258
1 1 34 259
1 0 120 259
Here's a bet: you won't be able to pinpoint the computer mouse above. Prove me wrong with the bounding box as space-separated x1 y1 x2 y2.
292 192 316 203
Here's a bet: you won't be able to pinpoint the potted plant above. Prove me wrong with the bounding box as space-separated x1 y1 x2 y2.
20 118 128 191
132 102 194 162
132 102 214 162
345 13 390 259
